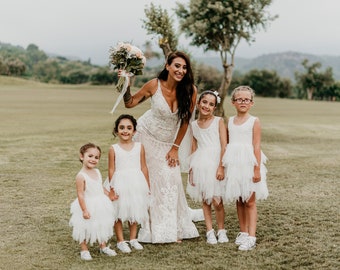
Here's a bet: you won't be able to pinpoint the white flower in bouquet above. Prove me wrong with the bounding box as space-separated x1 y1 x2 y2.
109 42 146 93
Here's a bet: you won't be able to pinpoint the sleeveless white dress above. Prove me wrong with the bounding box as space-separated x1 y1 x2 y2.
108 143 150 224
187 116 226 205
223 116 269 203
69 169 115 245
134 80 199 243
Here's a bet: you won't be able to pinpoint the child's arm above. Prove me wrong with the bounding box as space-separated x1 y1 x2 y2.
188 135 197 186
108 146 119 200
140 144 150 190
216 117 227 181
75 174 90 219
253 117 262 183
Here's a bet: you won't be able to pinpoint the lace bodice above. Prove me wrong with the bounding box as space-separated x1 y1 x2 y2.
137 80 180 143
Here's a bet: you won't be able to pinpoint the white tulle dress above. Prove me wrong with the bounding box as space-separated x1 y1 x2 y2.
223 116 269 203
187 116 226 205
106 142 150 224
134 80 200 243
69 169 115 245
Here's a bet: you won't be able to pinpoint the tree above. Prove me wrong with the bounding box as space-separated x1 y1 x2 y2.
7 59 26 76
143 3 178 57
295 59 334 100
33 59 61 82
176 0 276 116
26 43 47 68
240 69 292 97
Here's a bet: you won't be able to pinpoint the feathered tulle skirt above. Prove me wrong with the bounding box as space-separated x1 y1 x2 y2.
69 195 115 245
105 169 150 224
186 148 226 205
223 144 269 203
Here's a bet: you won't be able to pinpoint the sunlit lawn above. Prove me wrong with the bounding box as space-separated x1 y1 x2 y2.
0 76 339 270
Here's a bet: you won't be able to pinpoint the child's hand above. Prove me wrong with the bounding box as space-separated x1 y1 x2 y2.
109 187 119 201
216 166 225 181
82 210 90 219
253 167 261 183
188 169 195 186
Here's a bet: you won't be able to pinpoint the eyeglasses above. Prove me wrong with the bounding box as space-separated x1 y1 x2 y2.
233 98 252 104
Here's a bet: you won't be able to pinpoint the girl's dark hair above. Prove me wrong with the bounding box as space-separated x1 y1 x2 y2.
113 114 137 136
158 51 195 124
79 143 101 163
198 90 218 107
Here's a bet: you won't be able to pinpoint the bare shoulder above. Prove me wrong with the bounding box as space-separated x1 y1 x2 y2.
253 116 261 123
143 78 158 95
253 116 261 129
75 171 85 183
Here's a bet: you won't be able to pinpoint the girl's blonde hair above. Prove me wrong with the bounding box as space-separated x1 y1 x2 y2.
230 86 255 101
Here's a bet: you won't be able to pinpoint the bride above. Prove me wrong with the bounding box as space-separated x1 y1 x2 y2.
119 51 203 243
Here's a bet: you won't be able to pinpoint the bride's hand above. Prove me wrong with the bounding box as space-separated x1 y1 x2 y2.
166 148 180 167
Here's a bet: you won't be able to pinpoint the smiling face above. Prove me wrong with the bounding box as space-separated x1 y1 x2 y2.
116 118 136 142
166 56 187 82
197 93 216 117
80 147 101 169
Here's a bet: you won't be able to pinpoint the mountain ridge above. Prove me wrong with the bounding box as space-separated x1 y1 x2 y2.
196 51 340 81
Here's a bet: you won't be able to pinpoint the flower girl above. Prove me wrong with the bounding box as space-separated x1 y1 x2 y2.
187 90 229 244
69 143 116 260
105 114 150 253
223 86 269 251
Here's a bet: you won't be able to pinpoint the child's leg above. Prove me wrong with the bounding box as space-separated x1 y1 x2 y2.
114 220 125 242
80 240 88 251
236 198 248 232
79 240 92 260
129 222 144 250
214 200 229 243
129 222 137 240
203 201 213 231
204 200 218 244
213 200 225 230
245 192 257 237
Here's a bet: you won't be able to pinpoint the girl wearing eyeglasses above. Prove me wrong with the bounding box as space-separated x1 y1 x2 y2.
223 86 269 251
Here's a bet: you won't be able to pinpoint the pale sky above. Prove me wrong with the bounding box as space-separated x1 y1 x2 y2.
1 0 339 65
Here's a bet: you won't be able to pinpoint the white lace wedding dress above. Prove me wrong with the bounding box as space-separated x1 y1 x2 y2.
134 80 202 243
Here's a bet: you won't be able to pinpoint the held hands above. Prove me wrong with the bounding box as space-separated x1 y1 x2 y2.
109 187 119 201
165 147 180 167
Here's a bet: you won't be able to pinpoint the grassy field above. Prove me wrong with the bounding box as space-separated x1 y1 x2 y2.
0 76 339 270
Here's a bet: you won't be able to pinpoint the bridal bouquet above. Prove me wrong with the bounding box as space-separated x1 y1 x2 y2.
109 42 146 93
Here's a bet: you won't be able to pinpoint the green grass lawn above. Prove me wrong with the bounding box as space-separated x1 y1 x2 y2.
0 76 339 270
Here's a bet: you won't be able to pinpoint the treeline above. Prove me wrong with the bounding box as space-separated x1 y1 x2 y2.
0 42 117 85
1 42 339 100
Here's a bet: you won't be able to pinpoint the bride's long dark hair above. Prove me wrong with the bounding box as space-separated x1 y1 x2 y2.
157 51 195 124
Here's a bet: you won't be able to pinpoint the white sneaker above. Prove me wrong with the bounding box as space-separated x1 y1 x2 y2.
80 250 92 261
235 232 249 246
217 229 229 243
117 241 132 253
100 246 117 256
238 236 256 251
130 239 143 250
206 229 217 244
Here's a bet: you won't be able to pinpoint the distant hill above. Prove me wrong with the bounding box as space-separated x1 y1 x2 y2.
196 51 340 81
